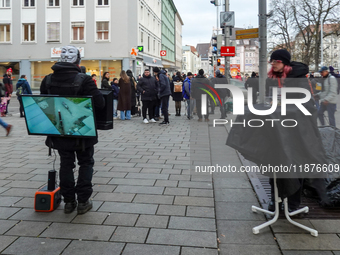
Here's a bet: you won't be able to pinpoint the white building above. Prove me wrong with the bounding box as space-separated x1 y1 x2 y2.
182 45 201 75
175 12 184 72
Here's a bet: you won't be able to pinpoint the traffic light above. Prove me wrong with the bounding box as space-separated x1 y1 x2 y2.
210 0 220 6
209 56 213 66
217 59 221 66
211 35 217 55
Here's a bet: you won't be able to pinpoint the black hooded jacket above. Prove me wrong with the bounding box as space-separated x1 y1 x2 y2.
40 62 105 151
137 74 158 101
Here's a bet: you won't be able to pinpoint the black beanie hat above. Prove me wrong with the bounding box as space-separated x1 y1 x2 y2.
199 69 204 75
270 49 291 66
153 67 160 73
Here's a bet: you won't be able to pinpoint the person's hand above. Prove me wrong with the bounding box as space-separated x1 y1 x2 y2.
8 94 12 98
314 94 320 100
322 100 329 106
143 91 145 94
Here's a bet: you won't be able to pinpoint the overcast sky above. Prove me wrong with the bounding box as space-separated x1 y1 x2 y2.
174 0 269 47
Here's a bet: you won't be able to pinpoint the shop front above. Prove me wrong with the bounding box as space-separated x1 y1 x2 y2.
142 55 163 74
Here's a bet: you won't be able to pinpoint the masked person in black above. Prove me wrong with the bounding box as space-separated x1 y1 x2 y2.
192 69 211 121
40 45 105 214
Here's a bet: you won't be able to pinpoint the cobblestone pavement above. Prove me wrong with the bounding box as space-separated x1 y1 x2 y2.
0 98 340 254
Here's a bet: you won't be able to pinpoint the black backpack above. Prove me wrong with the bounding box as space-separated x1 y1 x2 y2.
45 73 88 95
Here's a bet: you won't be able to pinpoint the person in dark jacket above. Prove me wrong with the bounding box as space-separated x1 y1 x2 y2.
192 69 211 121
126 70 137 116
137 69 158 124
211 70 229 119
111 78 119 119
157 69 171 125
101 72 111 90
16 75 32 117
3 68 13 116
117 70 132 120
40 45 105 215
152 67 162 121
170 71 184 116
245 72 259 104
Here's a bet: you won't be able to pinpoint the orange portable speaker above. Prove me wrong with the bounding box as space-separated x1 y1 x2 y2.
34 170 61 212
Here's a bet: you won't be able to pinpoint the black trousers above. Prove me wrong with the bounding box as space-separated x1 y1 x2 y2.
196 99 209 119
142 100 155 120
18 98 24 116
58 146 94 203
270 178 302 208
160 95 170 123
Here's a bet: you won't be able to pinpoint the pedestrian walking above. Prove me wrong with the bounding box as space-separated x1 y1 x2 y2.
3 68 13 116
91 74 97 86
16 74 32 117
117 70 132 120
137 69 158 124
183 72 193 119
157 69 171 125
211 70 229 119
40 45 105 215
101 72 111 90
192 69 211 122
0 117 12 136
111 78 119 119
170 71 184 116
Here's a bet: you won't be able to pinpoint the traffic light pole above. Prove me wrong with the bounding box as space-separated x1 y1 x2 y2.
258 0 267 103
224 0 230 81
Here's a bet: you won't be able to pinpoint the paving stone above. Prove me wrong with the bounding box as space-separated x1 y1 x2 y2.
219 244 281 255
0 207 21 220
155 180 178 187
282 251 333 255
114 185 164 195
93 192 135 202
0 236 17 253
156 205 186 216
169 175 191 181
181 247 218 255
177 182 212 191
62 240 125 255
6 174 35 181
168 216 216 231
1 188 37 197
4 180 45 189
110 226 149 243
189 189 214 197
164 187 189 196
91 177 112 185
92 184 117 193
276 234 340 250
309 220 340 233
41 222 115 241
213 177 252 189
0 187 10 194
1 236 69 255
108 178 156 186
0 196 23 206
93 171 127 178
174 196 214 207
9 208 75 223
0 220 18 235
186 206 215 218
103 213 139 226
215 202 265 220
72 212 109 224
133 194 174 204
140 168 162 174
214 188 259 202
271 219 315 233
99 202 158 215
217 220 276 245
125 173 170 180
136 215 169 228
5 221 50 237
122 243 180 255
0 168 32 174
146 229 217 248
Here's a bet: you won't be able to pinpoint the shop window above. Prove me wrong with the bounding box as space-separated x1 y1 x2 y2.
0 24 10 42
48 0 59 7
23 0 34 7
72 22 84 41
23 23 35 42
0 0 10 8
72 0 84 6
97 0 108 5
47 22 60 42
96 22 109 41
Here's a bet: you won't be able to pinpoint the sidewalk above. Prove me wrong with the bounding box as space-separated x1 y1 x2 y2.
0 99 339 254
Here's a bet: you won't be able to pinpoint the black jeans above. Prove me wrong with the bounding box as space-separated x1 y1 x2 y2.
18 97 24 116
58 146 94 203
160 95 170 122
270 178 302 208
142 100 155 119
196 99 209 120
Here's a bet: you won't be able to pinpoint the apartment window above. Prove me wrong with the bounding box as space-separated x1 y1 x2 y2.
335 45 337 49
72 22 84 41
141 6 143 20
334 61 338 68
237 60 240 64
97 0 108 5
1 0 10 7
47 22 60 42
245 53 248 57
72 0 84 6
48 0 59 7
96 21 109 41
249 59 252 64
24 0 35 7
0 24 10 42
23 23 35 42
334 53 338 58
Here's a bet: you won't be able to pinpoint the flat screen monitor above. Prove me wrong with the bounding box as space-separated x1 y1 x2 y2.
21 95 97 138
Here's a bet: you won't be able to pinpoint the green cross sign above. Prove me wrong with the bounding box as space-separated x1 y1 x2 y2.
137 46 144 52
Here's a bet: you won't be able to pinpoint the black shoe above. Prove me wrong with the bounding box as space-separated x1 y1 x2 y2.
154 117 159 121
159 121 169 125
64 201 77 214
268 200 275 212
77 200 93 214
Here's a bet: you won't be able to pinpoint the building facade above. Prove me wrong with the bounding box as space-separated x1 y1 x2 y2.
182 45 201 75
196 43 211 76
0 0 176 88
175 12 183 72
161 0 176 73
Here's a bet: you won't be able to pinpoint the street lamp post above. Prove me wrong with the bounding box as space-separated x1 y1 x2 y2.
258 0 267 104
